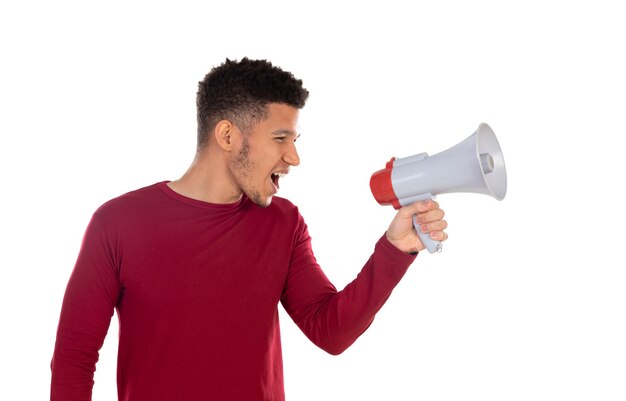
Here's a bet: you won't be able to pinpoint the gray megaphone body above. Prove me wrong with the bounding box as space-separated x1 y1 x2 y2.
370 123 507 254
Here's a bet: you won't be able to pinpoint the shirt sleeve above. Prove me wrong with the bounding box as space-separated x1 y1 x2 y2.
50 213 121 400
280 214 416 355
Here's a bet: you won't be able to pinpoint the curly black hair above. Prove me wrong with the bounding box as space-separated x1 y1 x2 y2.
196 58 309 149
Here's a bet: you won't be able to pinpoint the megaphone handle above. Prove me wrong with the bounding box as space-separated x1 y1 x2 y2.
413 215 442 254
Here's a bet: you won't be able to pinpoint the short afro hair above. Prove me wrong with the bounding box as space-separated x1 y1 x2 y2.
196 58 309 149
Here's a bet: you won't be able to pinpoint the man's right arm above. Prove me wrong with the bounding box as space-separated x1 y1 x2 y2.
51 214 121 401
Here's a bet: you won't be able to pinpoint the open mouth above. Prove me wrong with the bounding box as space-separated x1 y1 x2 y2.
271 173 281 190
271 172 286 191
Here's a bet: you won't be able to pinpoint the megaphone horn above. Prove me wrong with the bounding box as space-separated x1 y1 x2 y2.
370 123 507 254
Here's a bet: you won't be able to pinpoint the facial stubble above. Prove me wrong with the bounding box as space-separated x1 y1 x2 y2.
233 136 269 208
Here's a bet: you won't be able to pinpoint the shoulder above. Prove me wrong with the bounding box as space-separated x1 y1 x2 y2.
93 182 166 221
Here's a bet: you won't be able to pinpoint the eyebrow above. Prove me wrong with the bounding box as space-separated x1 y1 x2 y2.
272 129 301 140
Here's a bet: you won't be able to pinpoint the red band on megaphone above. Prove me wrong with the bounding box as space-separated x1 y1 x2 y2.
369 158 401 209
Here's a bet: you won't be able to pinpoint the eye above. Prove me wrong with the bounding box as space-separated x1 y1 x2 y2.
274 137 286 143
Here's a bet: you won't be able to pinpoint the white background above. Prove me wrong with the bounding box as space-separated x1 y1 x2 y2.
1 1 625 400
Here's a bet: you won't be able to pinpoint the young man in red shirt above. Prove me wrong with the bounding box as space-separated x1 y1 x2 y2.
51 58 448 401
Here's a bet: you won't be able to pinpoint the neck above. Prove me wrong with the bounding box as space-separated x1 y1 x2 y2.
168 147 242 204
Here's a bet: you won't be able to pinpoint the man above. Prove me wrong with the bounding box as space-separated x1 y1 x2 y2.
51 58 448 400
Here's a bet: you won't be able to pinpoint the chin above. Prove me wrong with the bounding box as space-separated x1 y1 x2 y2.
262 199 272 208
249 192 273 208
257 198 272 208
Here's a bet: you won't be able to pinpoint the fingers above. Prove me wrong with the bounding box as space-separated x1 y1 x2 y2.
421 225 448 242
420 199 439 212
418 219 448 234
414 205 445 225
410 200 448 242
387 199 449 253
430 230 448 241
397 199 437 219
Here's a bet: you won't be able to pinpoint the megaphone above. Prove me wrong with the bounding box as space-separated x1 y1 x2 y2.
370 123 507 254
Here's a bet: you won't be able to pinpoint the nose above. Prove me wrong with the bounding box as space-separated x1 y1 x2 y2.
283 141 300 167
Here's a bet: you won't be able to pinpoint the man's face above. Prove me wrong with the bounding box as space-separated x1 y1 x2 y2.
229 103 301 207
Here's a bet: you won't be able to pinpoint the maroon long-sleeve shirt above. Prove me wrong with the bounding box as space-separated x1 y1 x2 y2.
51 181 416 400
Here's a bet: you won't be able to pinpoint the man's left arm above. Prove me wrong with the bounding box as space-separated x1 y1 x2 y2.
280 200 447 355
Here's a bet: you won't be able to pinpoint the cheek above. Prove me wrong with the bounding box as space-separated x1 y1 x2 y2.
232 141 277 185
231 147 257 180
234 147 251 171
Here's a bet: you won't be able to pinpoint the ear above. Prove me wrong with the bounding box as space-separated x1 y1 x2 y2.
214 120 235 151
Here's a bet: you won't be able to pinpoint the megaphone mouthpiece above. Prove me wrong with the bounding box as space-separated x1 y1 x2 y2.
370 158 402 209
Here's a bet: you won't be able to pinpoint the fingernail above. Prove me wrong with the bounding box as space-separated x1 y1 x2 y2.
421 224 428 233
